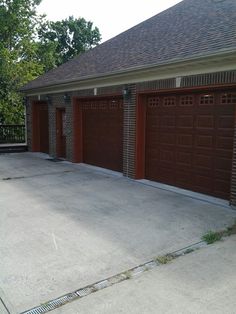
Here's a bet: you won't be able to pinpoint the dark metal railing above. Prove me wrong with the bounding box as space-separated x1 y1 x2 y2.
0 125 25 144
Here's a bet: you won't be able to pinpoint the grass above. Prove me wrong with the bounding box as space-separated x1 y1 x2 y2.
202 220 236 245
155 254 175 264
123 270 132 279
202 230 223 244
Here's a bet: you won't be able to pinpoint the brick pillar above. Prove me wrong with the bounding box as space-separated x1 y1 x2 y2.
123 84 137 178
26 96 39 152
230 124 236 206
48 97 56 158
65 95 73 161
47 93 73 161
26 99 33 151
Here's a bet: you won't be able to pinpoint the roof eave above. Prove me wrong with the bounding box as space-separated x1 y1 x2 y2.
21 48 236 95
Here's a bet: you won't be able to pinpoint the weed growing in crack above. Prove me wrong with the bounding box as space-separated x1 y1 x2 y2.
202 220 236 245
202 230 223 244
155 254 175 264
123 271 132 279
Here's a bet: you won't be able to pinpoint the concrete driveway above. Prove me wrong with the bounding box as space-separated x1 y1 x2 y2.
52 235 236 314
0 153 236 313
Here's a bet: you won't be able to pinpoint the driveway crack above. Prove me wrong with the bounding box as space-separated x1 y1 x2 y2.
1 170 72 181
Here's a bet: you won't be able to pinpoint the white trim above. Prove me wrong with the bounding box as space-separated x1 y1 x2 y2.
24 50 236 96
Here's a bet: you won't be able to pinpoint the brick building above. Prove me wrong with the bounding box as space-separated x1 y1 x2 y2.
21 0 236 204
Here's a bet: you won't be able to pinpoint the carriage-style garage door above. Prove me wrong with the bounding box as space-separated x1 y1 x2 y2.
145 91 235 199
81 98 123 172
32 102 49 154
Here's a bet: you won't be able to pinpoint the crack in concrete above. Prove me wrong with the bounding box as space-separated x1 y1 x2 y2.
1 170 72 181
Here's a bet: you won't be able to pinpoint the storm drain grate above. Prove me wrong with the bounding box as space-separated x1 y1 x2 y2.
21 293 78 314
20 241 206 314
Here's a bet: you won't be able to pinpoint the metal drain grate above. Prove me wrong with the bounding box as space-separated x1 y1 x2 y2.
20 241 207 314
21 293 78 314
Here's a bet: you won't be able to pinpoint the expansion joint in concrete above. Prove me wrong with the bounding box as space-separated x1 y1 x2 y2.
20 240 207 314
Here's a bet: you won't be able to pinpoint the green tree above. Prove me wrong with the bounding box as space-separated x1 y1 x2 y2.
0 1 101 124
0 0 43 124
38 16 101 68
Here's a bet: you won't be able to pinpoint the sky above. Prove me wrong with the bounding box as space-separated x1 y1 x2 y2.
38 0 182 42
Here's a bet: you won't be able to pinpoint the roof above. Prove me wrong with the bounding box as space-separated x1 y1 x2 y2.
21 0 236 92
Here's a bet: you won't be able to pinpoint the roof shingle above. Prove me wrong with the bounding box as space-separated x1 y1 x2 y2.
21 0 236 91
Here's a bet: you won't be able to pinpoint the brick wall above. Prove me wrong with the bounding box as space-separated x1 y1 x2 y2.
123 84 137 178
230 122 236 206
26 70 236 204
26 95 38 151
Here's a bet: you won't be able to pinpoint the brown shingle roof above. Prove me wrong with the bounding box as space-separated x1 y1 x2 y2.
21 0 236 91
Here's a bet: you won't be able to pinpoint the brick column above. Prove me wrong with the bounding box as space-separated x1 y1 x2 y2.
26 98 33 151
26 96 39 151
49 93 73 160
230 123 236 206
48 97 56 158
123 84 137 178
65 95 73 161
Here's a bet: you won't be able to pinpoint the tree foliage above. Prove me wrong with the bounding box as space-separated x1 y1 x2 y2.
0 0 101 124
38 16 101 69
0 0 43 123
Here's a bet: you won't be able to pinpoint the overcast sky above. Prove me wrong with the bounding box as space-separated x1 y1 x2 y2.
38 0 182 42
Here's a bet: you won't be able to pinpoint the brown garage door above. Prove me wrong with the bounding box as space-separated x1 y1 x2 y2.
81 98 123 172
145 91 235 199
32 102 49 154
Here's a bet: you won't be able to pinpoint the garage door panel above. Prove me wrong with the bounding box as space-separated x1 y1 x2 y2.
39 106 49 153
216 136 234 150
176 151 192 167
159 149 175 163
214 150 233 160
217 116 234 130
215 169 231 181
160 133 176 145
177 134 193 147
215 157 232 171
155 168 175 185
177 115 194 128
215 180 231 197
194 175 213 192
194 154 213 170
196 115 214 129
175 171 193 187
147 115 160 127
160 116 176 128
195 135 214 148
82 99 123 172
145 91 235 199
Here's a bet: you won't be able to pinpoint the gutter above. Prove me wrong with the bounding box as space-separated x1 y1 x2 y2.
21 47 236 95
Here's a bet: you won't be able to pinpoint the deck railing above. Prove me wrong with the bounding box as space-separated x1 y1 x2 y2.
0 125 25 144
